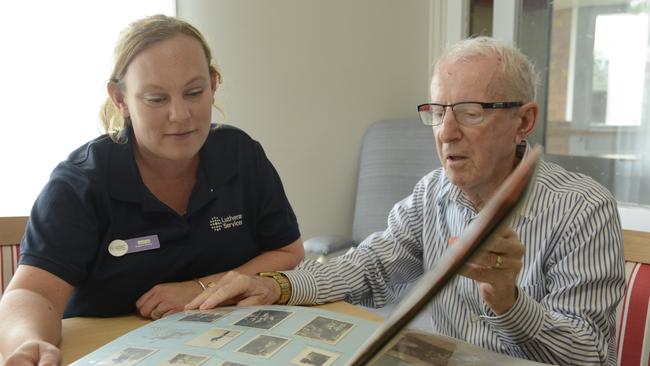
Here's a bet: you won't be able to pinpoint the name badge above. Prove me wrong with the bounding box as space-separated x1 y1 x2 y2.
108 235 160 257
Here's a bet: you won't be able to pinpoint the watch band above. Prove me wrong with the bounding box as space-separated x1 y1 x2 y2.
257 271 292 305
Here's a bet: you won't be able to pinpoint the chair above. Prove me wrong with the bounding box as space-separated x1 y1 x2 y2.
303 118 438 330
0 216 27 297
616 229 650 365
304 119 439 261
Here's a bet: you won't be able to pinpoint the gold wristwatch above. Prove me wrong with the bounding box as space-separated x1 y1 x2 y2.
257 271 292 305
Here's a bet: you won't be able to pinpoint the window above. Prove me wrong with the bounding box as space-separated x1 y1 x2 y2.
436 0 650 227
591 13 647 127
0 1 174 216
542 0 650 206
470 0 493 37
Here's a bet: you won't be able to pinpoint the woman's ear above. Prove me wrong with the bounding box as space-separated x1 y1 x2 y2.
515 102 538 144
107 81 129 118
209 67 220 92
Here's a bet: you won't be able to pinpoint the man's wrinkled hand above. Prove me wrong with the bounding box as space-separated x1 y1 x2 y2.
450 226 525 314
185 271 281 310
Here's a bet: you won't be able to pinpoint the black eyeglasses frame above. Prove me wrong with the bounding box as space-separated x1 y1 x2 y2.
417 101 524 126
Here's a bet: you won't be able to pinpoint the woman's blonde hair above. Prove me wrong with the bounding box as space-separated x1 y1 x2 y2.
99 14 222 142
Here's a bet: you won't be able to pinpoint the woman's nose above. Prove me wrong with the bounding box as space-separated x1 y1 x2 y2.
169 98 191 122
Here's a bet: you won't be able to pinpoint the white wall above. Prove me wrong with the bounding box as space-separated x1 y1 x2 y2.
177 0 432 239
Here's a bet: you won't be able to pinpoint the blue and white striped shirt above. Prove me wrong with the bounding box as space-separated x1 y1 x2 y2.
285 159 625 365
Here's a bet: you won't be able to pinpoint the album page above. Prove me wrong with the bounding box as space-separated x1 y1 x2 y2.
70 305 380 366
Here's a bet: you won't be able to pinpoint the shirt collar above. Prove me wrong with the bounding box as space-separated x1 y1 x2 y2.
108 126 239 208
186 127 240 215
197 125 239 188
516 141 539 220
108 128 145 203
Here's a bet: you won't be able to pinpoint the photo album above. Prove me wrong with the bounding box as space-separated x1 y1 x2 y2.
70 305 380 366
72 146 541 366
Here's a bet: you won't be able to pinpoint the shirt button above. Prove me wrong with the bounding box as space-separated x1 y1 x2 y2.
470 314 480 323
210 188 214 192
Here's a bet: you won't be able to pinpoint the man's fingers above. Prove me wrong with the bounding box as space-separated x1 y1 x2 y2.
198 288 231 310
483 227 520 250
460 262 518 282
185 290 213 309
198 280 250 310
185 271 277 311
471 251 510 269
237 295 265 307
467 253 514 270
194 274 252 310
489 252 504 268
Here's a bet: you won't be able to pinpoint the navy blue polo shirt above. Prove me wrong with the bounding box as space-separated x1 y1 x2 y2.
20 125 300 317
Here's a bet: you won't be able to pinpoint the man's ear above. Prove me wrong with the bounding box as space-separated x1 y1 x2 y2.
107 82 129 117
515 102 538 144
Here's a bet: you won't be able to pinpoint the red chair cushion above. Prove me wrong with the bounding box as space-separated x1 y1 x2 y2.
616 262 650 365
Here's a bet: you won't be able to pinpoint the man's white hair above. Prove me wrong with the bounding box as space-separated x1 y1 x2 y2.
435 36 539 102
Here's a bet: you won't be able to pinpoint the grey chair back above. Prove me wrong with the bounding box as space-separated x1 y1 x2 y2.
352 119 440 243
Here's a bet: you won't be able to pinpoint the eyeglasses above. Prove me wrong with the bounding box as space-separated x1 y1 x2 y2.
417 101 523 126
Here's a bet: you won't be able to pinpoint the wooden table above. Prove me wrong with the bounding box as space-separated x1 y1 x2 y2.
60 302 382 365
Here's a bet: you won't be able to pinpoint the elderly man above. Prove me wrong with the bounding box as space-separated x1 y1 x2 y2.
186 37 625 365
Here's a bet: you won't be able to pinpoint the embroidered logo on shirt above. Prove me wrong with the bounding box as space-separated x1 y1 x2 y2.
210 214 243 232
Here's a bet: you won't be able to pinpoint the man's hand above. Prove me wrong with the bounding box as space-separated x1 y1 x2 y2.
451 227 525 315
185 271 281 310
136 280 207 319
3 340 61 366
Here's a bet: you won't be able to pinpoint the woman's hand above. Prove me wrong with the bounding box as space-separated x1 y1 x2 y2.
3 340 61 366
136 279 210 319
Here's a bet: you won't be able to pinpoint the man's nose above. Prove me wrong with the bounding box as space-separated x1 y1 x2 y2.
437 106 462 140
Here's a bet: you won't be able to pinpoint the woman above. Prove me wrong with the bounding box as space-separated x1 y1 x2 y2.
0 14 303 365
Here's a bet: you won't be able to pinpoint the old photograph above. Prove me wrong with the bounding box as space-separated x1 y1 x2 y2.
290 347 340 366
236 334 289 358
178 309 232 323
157 352 209 366
234 309 293 330
96 347 157 366
385 331 456 366
294 316 354 344
185 328 242 349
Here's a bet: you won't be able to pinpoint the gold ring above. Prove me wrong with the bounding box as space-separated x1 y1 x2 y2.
494 255 503 269
152 309 164 319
